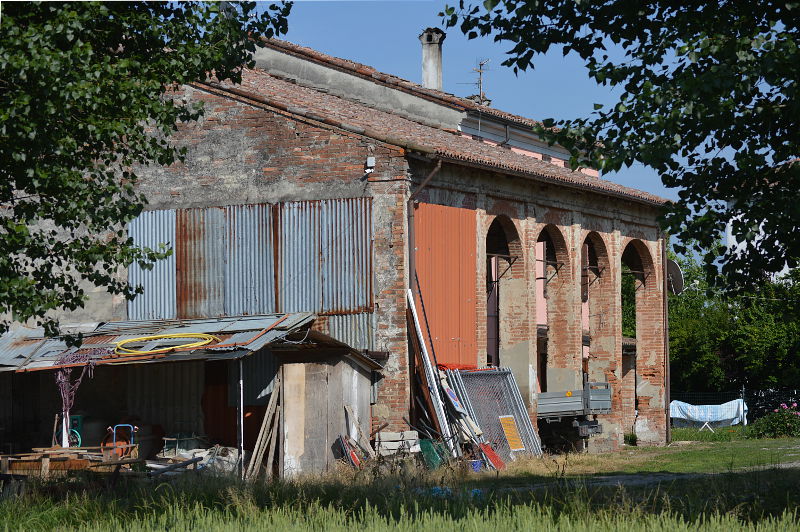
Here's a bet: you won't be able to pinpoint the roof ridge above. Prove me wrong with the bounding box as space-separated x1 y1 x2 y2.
260 38 544 130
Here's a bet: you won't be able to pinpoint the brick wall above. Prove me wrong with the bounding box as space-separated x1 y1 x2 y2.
407 162 668 448
133 85 414 432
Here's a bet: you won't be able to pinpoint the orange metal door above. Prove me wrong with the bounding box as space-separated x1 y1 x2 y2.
414 203 477 366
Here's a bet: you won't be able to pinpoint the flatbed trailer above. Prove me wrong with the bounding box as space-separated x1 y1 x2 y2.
536 381 611 437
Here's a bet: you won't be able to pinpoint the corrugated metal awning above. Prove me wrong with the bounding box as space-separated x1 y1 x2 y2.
0 313 317 373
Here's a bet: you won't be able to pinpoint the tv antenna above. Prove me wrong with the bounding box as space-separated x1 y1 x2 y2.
459 58 492 106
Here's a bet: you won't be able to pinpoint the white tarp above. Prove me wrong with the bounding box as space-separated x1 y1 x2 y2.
670 399 748 427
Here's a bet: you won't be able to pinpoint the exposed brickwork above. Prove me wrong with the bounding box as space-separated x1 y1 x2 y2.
127 75 669 446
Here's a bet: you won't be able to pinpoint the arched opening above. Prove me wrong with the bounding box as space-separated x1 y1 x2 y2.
581 233 611 382
620 240 656 434
485 216 522 366
534 224 571 393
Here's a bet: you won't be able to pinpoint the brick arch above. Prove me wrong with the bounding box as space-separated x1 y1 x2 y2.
580 231 615 406
485 215 525 367
581 231 613 345
620 238 663 440
583 231 611 273
486 215 524 279
622 238 656 286
535 223 580 393
536 223 570 271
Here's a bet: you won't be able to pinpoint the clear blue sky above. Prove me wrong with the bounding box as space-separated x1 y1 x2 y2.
273 0 674 199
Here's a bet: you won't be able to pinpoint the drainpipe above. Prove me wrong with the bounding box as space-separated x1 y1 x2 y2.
662 235 671 444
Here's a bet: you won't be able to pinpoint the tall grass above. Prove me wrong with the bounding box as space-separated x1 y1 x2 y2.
2 465 799 531
671 427 747 442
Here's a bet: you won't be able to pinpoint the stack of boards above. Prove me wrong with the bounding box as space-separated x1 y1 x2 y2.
375 431 420 457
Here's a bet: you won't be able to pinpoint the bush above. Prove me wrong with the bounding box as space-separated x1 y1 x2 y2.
623 432 638 446
747 402 800 438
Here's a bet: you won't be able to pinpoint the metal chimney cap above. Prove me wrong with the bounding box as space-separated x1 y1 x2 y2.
419 27 446 44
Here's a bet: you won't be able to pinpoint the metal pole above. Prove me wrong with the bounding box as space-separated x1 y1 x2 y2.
237 358 245 480
62 410 69 448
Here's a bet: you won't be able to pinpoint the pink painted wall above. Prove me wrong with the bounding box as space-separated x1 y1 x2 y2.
511 146 543 159
582 299 590 332
462 132 602 177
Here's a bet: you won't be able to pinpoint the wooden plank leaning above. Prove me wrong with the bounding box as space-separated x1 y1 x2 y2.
265 408 280 480
244 374 281 481
344 404 376 458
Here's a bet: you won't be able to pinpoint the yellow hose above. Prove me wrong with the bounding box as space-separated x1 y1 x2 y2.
114 333 220 355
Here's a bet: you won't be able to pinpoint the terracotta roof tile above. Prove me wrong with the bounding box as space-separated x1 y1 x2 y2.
202 68 667 206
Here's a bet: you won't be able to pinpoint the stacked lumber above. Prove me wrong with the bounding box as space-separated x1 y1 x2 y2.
375 431 420 457
0 444 139 478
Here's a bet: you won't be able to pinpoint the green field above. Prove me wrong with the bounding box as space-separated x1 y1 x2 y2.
2 438 799 531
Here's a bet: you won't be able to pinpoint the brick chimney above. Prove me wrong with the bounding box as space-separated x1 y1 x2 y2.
419 28 446 91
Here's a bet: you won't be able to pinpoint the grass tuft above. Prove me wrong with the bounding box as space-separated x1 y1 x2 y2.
2 438 799 530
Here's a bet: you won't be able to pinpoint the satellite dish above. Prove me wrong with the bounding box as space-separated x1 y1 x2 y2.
666 259 684 295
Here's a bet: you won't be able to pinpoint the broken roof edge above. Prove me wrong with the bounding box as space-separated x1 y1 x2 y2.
0 313 318 373
193 81 669 208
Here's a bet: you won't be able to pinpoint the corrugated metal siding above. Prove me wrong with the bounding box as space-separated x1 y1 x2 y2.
327 312 375 351
177 208 225 318
320 198 373 313
278 198 373 314
278 201 322 312
415 203 477 366
128 210 177 320
127 199 374 350
224 204 276 315
126 361 204 435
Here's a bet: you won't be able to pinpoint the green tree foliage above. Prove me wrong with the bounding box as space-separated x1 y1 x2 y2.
620 265 636 339
443 1 800 286
0 2 291 337
668 249 800 391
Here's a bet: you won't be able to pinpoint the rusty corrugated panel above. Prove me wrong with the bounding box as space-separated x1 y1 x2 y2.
278 201 322 312
81 335 117 345
415 203 477 366
177 208 225 319
0 328 46 369
126 361 204 435
327 312 375 350
224 204 276 316
128 210 177 320
320 198 373 313
278 198 373 314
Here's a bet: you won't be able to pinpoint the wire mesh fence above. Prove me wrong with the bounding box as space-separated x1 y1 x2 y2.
453 368 542 461
671 388 800 424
